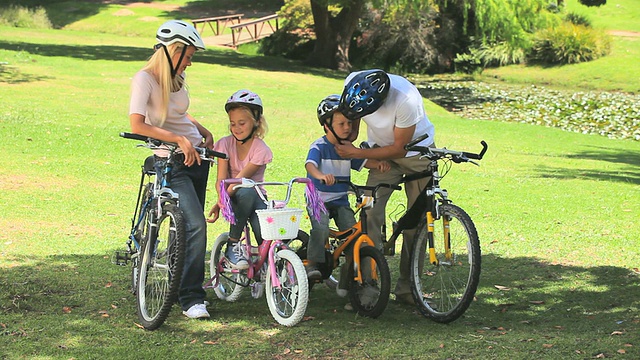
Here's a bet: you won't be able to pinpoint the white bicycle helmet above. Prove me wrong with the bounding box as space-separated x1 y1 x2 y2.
156 20 205 50
225 89 263 117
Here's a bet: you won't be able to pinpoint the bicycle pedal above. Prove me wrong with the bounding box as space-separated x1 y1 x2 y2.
112 250 131 266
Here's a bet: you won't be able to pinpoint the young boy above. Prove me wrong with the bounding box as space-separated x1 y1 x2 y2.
305 94 389 296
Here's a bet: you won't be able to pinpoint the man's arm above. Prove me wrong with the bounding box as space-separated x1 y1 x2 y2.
334 124 415 160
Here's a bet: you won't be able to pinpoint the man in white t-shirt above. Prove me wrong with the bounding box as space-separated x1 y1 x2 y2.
335 69 435 306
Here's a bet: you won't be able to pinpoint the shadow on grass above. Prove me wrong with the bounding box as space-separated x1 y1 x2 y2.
1 252 638 358
536 145 640 185
0 40 343 83
0 64 52 83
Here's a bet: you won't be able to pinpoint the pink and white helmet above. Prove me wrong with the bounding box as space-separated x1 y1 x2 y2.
225 89 263 116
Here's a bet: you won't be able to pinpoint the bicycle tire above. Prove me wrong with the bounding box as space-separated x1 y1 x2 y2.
210 232 244 302
410 203 481 323
136 202 185 330
131 182 153 295
265 249 309 326
347 245 391 318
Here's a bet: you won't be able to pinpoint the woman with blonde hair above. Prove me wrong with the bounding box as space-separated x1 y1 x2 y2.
129 20 214 319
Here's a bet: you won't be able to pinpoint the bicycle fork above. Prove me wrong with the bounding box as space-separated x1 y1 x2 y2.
352 236 379 284
425 200 453 266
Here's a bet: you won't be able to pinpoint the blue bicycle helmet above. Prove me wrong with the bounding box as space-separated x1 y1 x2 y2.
316 94 341 126
339 69 390 120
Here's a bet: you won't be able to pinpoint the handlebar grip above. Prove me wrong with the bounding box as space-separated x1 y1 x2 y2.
120 132 148 141
464 141 488 160
404 133 430 150
204 148 229 160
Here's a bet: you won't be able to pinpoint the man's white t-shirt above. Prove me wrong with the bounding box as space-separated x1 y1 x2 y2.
345 72 435 156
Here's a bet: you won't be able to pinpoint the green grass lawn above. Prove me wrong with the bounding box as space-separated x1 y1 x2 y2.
1 2 639 359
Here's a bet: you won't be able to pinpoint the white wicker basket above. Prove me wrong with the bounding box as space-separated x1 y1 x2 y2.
256 208 303 240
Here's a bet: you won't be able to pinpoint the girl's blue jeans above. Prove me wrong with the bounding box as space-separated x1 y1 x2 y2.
228 187 267 243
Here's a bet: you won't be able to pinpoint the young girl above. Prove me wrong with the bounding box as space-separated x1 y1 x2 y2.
129 20 213 319
207 90 272 269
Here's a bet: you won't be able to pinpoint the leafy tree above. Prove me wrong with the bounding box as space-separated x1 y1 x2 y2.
305 0 560 71
306 0 365 70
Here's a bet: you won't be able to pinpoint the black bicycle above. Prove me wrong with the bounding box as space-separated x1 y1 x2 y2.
114 132 227 330
382 133 487 323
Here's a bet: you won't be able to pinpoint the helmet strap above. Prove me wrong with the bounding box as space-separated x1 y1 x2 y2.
326 118 348 145
160 44 187 78
233 126 256 144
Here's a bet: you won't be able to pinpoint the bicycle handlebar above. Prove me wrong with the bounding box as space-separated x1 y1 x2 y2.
336 179 401 199
404 133 488 163
120 132 229 160
222 177 311 206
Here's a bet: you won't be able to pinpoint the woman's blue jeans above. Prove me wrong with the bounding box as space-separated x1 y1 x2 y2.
167 159 210 311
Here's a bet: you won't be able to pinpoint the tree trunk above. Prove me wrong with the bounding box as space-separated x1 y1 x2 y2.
307 0 365 71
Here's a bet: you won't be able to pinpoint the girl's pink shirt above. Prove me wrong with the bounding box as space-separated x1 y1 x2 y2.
214 135 273 183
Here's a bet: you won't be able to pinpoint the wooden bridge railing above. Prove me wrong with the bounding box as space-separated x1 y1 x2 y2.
191 14 244 36
229 14 279 48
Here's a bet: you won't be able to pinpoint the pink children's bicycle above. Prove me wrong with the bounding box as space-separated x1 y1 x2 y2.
205 177 325 326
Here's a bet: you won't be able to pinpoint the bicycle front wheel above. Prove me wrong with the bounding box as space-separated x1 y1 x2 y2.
347 245 391 318
410 203 481 323
136 202 185 330
265 249 309 326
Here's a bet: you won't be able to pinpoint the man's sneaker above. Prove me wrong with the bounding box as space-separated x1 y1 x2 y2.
183 303 210 319
336 288 348 298
305 265 322 281
225 241 249 270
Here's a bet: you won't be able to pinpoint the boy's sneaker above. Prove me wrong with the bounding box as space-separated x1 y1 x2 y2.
225 241 249 270
305 265 322 281
336 288 348 298
183 303 210 319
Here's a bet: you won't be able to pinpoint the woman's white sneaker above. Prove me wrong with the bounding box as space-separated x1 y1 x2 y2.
183 303 210 319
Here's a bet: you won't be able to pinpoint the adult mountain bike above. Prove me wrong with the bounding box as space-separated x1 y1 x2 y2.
113 132 227 330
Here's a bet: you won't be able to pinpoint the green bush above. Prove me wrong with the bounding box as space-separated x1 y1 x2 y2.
259 0 315 59
564 11 592 27
453 52 482 74
528 22 611 64
0 5 52 29
474 41 528 66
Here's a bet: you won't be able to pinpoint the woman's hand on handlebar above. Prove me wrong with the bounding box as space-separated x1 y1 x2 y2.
177 136 201 166
202 133 214 150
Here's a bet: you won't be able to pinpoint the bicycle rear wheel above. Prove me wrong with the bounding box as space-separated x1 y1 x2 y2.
410 203 481 323
347 246 391 318
265 249 309 326
136 202 185 330
210 232 244 302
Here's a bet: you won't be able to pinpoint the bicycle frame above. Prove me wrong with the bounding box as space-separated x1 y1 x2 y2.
327 202 377 284
325 181 399 284
205 229 292 290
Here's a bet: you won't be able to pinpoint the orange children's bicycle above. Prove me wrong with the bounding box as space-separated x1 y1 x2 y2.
297 180 395 318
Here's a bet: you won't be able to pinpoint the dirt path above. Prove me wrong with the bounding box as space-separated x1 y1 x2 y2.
608 30 640 37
